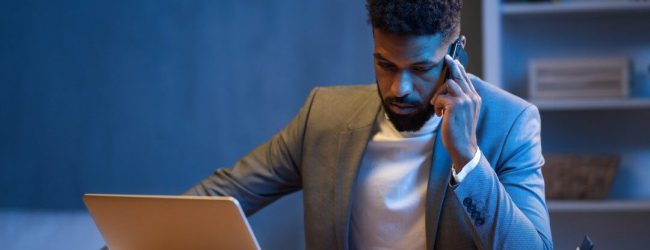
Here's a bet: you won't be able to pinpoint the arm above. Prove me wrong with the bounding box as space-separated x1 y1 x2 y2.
184 88 319 216
433 55 551 249
452 105 552 249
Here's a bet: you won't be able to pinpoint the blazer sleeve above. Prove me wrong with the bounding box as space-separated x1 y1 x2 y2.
452 104 553 249
183 88 319 216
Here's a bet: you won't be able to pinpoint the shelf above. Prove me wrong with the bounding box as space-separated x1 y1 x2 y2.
548 200 650 212
502 1 650 15
530 98 650 111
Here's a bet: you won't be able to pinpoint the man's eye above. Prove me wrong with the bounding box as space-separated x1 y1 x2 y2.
378 62 397 71
411 66 433 73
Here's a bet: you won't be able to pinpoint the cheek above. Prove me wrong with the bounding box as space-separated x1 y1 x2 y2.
414 73 442 98
374 70 395 94
377 82 391 99
423 66 443 84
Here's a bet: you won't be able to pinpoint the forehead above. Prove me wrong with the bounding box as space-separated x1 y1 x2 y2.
372 29 448 63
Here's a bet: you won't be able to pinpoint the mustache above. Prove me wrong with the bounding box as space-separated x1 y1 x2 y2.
384 96 421 106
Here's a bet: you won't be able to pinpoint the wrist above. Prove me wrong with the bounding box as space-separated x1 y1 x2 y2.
452 145 477 172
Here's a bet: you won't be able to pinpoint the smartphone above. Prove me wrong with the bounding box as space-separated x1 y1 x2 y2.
443 35 469 81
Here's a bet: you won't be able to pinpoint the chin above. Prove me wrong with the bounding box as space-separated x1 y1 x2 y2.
384 105 433 132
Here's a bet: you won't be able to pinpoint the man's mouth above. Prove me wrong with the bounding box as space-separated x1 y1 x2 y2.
389 102 418 115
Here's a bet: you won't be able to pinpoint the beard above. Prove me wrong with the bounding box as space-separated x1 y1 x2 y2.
378 89 436 132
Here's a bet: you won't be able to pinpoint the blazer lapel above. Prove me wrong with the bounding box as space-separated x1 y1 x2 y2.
425 130 452 249
334 95 380 250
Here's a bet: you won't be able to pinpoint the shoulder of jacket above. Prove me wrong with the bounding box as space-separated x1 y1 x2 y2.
471 75 536 118
312 84 376 96
308 84 377 107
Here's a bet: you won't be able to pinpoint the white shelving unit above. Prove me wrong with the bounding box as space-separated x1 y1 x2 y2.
482 1 650 108
481 3 650 248
532 98 650 111
502 1 650 15
548 200 650 212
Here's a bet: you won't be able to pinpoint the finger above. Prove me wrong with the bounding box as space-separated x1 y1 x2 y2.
455 60 472 88
445 79 463 97
430 78 449 107
430 78 458 111
445 55 471 94
433 94 452 117
456 61 477 94
434 92 464 117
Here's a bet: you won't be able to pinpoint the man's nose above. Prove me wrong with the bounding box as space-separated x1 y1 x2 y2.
392 71 413 98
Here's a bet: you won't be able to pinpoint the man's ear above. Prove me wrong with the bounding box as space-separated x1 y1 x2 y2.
459 35 466 49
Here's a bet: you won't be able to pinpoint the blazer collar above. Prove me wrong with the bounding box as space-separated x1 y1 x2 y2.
425 131 452 249
334 91 380 250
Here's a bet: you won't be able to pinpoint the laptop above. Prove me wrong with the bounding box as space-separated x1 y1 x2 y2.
83 194 260 250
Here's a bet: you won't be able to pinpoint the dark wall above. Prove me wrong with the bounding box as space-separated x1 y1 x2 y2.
0 1 484 249
0 0 486 208
0 2 374 249
0 0 374 209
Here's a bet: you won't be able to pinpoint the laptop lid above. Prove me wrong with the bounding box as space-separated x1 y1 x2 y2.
83 194 260 250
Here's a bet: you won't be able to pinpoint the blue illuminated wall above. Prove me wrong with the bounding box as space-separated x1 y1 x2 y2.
0 1 374 249
0 0 487 249
0 0 374 208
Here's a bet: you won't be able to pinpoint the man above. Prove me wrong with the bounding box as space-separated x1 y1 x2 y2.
186 0 552 249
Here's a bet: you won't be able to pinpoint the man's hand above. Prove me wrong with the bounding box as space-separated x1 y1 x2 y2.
431 54 481 172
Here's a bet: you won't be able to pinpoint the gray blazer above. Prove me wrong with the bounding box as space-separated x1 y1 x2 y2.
186 76 553 249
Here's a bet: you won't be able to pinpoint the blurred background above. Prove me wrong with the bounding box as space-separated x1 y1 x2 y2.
1 0 649 249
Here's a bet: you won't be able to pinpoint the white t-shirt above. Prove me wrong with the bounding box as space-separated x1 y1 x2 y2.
349 112 481 249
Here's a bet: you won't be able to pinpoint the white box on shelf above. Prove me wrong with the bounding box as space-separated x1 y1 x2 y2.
528 57 629 100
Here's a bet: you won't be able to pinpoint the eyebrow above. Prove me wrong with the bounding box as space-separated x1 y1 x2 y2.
373 53 438 66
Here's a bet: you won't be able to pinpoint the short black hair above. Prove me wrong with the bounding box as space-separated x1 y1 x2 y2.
366 0 463 40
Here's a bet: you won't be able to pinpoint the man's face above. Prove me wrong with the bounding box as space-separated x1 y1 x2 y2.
372 29 450 132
